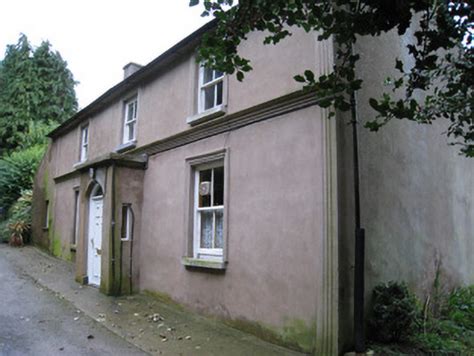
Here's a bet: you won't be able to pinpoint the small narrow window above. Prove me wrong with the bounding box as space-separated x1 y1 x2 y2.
198 66 224 113
72 189 80 246
44 200 49 229
80 125 89 162
121 204 134 241
123 98 138 144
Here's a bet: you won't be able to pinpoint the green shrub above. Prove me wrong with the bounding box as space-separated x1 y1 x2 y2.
0 145 44 211
0 190 33 245
446 286 474 330
7 190 32 244
412 285 474 354
0 220 9 243
369 281 418 343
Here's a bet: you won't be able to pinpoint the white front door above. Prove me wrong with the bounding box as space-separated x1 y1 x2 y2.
87 195 103 286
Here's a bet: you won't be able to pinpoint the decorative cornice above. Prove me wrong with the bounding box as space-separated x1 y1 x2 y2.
53 153 147 182
53 170 79 183
130 90 322 158
73 153 148 171
51 90 321 183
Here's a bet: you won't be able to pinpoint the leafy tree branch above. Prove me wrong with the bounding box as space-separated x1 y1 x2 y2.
190 0 473 156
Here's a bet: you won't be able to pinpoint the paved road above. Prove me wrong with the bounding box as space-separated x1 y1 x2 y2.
0 248 147 356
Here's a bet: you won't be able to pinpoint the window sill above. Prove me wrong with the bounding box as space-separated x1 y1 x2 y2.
181 257 226 270
186 105 226 126
115 140 137 153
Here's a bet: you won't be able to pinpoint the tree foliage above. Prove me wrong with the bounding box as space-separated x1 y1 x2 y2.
0 34 78 154
0 145 45 212
190 0 473 156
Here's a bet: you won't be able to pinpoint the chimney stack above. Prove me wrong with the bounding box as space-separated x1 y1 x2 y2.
123 62 143 79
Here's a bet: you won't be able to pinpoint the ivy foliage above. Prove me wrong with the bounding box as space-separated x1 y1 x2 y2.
190 0 473 156
0 34 77 155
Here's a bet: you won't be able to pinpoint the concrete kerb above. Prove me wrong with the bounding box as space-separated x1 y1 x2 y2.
0 245 304 356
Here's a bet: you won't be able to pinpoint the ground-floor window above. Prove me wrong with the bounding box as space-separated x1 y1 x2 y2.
121 204 134 241
72 189 80 246
194 164 224 259
184 149 228 267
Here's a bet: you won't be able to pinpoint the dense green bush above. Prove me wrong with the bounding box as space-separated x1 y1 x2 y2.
370 282 474 355
0 145 44 212
0 220 9 243
369 281 418 343
0 190 33 245
9 190 32 244
446 285 474 330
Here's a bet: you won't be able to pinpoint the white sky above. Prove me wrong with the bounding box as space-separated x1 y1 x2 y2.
0 0 210 108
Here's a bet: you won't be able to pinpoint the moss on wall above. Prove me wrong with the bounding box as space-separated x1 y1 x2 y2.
52 235 61 257
143 290 186 311
143 288 316 353
225 317 316 353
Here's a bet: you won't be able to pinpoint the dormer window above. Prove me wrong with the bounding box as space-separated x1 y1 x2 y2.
199 66 224 113
123 97 138 144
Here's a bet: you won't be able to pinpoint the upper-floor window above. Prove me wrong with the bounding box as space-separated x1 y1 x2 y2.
123 97 138 144
199 66 224 113
80 125 89 162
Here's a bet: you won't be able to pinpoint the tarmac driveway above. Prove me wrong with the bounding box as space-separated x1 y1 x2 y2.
0 245 147 356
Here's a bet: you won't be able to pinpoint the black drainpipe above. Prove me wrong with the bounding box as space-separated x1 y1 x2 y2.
129 207 135 294
110 163 117 295
351 89 366 353
119 229 123 295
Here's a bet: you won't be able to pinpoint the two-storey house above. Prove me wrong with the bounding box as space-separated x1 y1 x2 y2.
32 20 474 355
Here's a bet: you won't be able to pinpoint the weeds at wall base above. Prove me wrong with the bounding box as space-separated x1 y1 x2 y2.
368 282 474 355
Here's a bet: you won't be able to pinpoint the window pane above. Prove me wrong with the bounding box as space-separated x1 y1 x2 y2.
203 86 215 110
127 122 135 141
215 210 223 249
121 205 128 239
213 166 224 206
216 81 223 106
73 190 80 244
203 67 213 84
199 169 212 207
82 127 88 143
214 70 223 79
200 211 213 248
127 103 135 122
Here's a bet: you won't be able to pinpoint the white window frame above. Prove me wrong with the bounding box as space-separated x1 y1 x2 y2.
44 200 49 229
193 163 224 260
80 125 89 162
123 97 138 144
72 189 80 246
198 65 224 114
121 204 134 241
183 149 229 269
